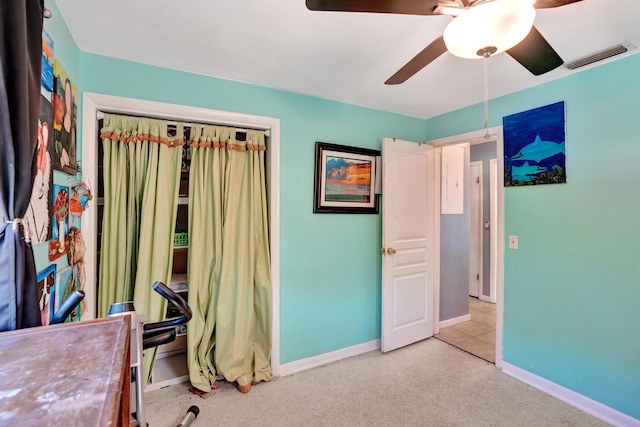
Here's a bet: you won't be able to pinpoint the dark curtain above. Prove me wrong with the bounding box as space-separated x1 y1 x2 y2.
0 0 44 331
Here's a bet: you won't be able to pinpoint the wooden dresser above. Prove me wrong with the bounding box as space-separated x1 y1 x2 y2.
0 316 131 426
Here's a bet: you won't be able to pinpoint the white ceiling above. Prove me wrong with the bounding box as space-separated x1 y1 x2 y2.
55 0 640 119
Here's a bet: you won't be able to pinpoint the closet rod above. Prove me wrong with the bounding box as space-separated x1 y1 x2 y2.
96 111 271 137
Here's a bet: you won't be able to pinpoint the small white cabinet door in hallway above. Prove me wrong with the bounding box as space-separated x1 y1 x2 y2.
381 138 435 353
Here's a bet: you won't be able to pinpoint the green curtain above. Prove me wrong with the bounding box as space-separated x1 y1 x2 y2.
187 125 272 392
99 113 183 382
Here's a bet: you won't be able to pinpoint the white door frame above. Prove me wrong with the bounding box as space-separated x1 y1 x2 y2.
469 161 483 298
487 159 498 304
427 126 505 368
81 92 282 375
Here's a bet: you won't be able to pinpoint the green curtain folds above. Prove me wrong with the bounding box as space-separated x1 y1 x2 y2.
99 113 183 382
187 125 272 392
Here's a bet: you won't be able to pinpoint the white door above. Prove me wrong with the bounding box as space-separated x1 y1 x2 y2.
469 161 483 298
381 138 435 353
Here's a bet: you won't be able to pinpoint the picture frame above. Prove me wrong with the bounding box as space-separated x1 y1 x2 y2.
53 60 78 175
49 183 69 261
23 94 54 244
313 141 380 214
503 101 566 186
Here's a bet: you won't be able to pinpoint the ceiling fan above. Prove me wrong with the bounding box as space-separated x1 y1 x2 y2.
306 0 584 84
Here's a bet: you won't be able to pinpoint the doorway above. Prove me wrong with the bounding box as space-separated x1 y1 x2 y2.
81 92 282 376
429 127 505 367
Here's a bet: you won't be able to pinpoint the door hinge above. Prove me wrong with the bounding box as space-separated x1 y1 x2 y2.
476 274 480 281
476 177 480 184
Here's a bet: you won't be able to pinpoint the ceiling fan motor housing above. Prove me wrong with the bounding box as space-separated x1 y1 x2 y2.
477 46 498 57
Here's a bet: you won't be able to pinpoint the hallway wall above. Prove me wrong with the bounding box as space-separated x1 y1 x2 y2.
439 145 470 321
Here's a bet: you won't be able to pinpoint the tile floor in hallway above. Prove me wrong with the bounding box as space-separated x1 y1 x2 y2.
434 297 496 363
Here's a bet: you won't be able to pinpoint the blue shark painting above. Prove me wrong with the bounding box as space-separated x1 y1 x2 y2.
503 101 566 186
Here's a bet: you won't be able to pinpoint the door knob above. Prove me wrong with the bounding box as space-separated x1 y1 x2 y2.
387 248 396 255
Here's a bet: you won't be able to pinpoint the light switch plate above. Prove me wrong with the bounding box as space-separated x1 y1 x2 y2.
509 235 518 250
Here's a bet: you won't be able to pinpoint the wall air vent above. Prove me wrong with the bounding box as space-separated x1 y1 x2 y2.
564 41 636 70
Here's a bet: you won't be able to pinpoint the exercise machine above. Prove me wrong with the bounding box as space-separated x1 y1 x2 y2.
109 281 199 427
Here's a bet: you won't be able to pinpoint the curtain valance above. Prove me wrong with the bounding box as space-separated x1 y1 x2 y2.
100 114 184 147
189 124 266 151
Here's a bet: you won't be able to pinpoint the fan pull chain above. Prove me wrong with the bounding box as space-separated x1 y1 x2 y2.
483 54 490 139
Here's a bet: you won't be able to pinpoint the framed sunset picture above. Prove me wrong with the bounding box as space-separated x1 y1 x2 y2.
314 141 380 214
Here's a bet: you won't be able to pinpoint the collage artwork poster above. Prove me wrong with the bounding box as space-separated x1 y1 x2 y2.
28 30 90 324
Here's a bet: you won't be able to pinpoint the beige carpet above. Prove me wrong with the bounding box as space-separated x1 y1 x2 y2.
145 338 608 427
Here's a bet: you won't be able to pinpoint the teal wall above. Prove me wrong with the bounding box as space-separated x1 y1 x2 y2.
426 54 640 419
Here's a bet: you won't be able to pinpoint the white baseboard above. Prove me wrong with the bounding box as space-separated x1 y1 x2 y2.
501 361 639 427
279 339 380 376
439 313 471 329
479 294 495 303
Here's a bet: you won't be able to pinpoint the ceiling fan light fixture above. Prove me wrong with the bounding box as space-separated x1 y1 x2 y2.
443 0 536 59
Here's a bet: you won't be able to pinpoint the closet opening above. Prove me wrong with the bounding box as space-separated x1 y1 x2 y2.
82 93 282 391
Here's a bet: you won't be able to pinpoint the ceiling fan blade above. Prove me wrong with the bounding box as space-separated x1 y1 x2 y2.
506 26 563 76
385 36 447 85
306 0 442 15
533 0 583 9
